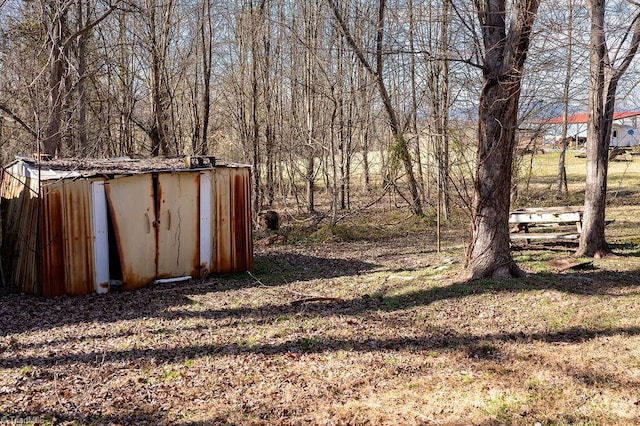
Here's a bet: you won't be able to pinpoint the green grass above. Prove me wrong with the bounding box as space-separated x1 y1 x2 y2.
514 150 640 207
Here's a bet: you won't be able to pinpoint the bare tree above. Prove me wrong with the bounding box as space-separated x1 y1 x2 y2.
328 0 423 216
556 0 576 198
40 0 119 156
577 0 640 257
193 0 214 155
464 0 540 280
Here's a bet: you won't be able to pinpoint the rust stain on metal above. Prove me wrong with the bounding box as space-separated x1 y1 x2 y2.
105 174 157 291
243 168 254 271
1 157 252 296
61 180 96 295
213 168 232 273
208 167 253 274
156 172 200 279
233 172 249 272
40 185 65 296
39 179 101 296
154 173 160 280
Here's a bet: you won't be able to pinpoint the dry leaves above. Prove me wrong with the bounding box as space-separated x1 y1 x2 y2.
2 213 640 425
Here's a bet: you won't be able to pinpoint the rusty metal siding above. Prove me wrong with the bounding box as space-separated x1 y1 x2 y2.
4 172 105 296
213 168 232 273
61 179 96 295
40 179 100 296
156 172 200 278
40 183 65 296
105 174 157 290
232 169 253 272
211 167 252 274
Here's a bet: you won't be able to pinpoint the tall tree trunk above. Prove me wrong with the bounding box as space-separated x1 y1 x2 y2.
43 11 67 156
408 0 425 201
76 0 91 152
200 0 212 155
262 1 275 207
577 0 640 257
302 0 319 214
147 0 173 157
465 0 540 280
467 80 524 280
438 3 450 220
251 13 261 218
579 77 615 257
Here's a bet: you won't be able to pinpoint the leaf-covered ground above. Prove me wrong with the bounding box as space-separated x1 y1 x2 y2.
2 208 640 425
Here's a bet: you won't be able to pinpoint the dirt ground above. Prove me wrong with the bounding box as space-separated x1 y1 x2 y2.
2 205 640 425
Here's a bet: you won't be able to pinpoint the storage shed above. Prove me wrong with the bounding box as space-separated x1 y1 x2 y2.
0 156 253 296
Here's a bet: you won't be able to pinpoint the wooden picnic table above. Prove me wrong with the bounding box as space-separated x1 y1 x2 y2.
509 206 583 241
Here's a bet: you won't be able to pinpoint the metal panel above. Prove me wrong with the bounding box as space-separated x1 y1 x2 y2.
105 175 156 290
199 171 212 275
1 169 41 294
61 179 96 296
232 169 252 272
38 179 100 296
157 172 200 278
40 183 66 296
2 166 41 294
92 181 109 294
211 167 253 274
213 168 232 273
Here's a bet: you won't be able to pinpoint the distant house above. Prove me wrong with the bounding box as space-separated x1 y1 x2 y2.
0 156 253 296
543 111 640 148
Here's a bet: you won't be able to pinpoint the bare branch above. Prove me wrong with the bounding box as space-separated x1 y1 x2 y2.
611 12 640 80
63 0 122 50
326 0 376 78
0 103 38 138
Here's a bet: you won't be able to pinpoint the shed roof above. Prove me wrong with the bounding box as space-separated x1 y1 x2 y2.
544 111 640 124
7 156 250 181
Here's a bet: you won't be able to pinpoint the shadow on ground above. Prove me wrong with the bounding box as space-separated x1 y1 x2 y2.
0 252 378 336
3 247 640 339
3 320 640 369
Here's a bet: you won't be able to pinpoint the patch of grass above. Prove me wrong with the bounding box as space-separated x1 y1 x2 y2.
281 209 438 245
18 366 34 377
275 314 292 322
298 337 319 352
162 366 182 381
482 390 525 422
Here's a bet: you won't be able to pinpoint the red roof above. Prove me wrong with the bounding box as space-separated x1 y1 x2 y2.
545 111 640 124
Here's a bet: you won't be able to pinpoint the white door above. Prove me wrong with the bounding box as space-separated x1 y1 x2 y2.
91 181 109 294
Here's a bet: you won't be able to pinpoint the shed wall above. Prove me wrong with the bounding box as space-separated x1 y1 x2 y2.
1 166 40 293
156 172 200 279
211 167 253 274
1 162 253 295
40 179 101 296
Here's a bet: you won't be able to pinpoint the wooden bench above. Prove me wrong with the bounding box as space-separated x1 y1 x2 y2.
509 206 583 242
